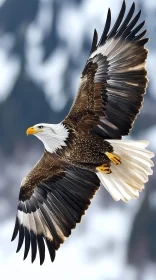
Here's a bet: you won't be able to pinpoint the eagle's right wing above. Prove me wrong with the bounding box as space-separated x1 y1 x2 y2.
64 1 148 139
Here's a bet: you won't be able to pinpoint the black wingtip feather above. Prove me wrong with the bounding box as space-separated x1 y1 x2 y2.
30 231 37 263
37 235 45 265
23 228 30 260
98 8 111 46
135 30 148 42
137 38 149 46
89 29 98 55
45 238 55 262
16 226 24 253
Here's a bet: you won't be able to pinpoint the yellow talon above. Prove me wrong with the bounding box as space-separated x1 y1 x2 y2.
96 164 111 174
105 152 121 165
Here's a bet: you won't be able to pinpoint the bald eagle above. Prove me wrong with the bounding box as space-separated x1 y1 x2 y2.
12 1 154 265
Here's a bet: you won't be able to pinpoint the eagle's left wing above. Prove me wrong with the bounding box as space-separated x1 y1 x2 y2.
11 151 99 265
63 1 148 139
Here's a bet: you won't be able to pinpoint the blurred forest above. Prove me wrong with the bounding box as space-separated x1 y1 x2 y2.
0 0 156 279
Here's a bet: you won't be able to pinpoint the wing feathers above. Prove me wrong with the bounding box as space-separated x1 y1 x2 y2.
64 1 148 139
12 166 99 264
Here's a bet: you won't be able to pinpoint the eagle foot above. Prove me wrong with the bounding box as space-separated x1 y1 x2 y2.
105 152 121 165
96 164 111 174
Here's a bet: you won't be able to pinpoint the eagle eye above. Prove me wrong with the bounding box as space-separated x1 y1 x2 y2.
38 125 44 129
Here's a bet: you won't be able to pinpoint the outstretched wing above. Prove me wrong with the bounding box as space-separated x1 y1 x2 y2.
11 151 99 265
63 1 148 139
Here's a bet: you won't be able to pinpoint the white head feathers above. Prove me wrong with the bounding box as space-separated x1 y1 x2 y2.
32 123 69 153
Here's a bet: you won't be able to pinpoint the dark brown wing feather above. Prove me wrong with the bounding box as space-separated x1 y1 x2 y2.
63 1 148 139
11 151 100 265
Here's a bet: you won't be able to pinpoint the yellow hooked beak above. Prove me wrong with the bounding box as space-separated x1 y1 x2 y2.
26 127 43 135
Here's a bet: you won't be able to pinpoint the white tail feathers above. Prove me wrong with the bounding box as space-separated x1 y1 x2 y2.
97 140 154 202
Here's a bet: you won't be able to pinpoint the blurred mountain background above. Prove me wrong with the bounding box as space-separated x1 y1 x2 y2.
0 0 156 279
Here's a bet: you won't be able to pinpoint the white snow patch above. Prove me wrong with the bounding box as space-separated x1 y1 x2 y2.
0 49 20 101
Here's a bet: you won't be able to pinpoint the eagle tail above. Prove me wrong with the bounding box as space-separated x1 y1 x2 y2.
97 140 154 202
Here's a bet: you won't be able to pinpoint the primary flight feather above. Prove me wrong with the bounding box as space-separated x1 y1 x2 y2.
12 1 154 265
